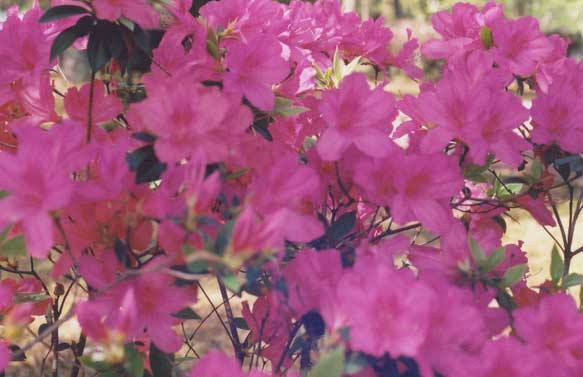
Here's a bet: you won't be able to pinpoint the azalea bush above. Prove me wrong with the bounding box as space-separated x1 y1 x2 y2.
0 0 583 376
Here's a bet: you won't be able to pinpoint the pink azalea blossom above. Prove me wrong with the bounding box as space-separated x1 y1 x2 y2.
92 0 160 28
223 36 289 111
530 75 583 154
77 253 191 352
316 73 397 161
0 6 51 86
355 151 463 234
514 294 583 374
333 255 434 358
283 249 343 318
64 81 123 126
127 80 251 163
0 122 84 257
490 16 554 78
472 338 542 377
405 55 529 166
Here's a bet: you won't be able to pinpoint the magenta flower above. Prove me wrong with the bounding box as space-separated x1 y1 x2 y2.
0 122 84 257
127 80 251 163
64 81 123 126
490 17 553 78
93 0 160 28
531 75 583 154
224 36 289 111
0 6 51 86
514 294 583 374
316 73 397 161
334 255 434 358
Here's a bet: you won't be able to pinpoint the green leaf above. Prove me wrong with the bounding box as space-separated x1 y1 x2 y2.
123 344 144 377
483 247 505 272
480 26 494 49
173 307 202 320
273 97 309 117
503 264 527 287
468 237 486 265
206 27 220 59
149 343 173 377
221 273 241 294
214 220 235 255
80 356 113 372
0 235 26 257
531 158 543 180
550 245 564 283
312 346 344 377
39 5 90 23
562 273 583 289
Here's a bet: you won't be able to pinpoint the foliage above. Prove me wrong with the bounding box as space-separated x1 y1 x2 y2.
0 0 582 376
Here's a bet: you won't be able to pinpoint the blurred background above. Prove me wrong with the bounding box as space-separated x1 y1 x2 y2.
2 0 583 36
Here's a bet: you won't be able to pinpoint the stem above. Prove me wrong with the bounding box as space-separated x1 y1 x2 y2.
86 72 96 143
217 276 245 364
197 282 237 351
51 302 60 377
69 333 86 377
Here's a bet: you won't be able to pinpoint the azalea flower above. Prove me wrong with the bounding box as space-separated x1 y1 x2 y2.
316 73 397 161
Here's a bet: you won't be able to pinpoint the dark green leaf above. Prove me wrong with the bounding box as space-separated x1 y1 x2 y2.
131 24 151 53
233 317 249 330
124 344 144 377
39 5 90 23
189 0 215 17
327 211 356 240
107 24 124 59
550 245 564 283
503 264 527 287
126 145 167 184
87 22 112 71
251 116 273 141
0 235 26 257
114 238 131 268
50 26 80 61
173 307 202 320
562 273 583 289
496 288 517 311
132 131 157 143
214 220 235 255
149 343 173 377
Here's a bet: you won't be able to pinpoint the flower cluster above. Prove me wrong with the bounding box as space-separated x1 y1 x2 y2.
0 0 582 376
